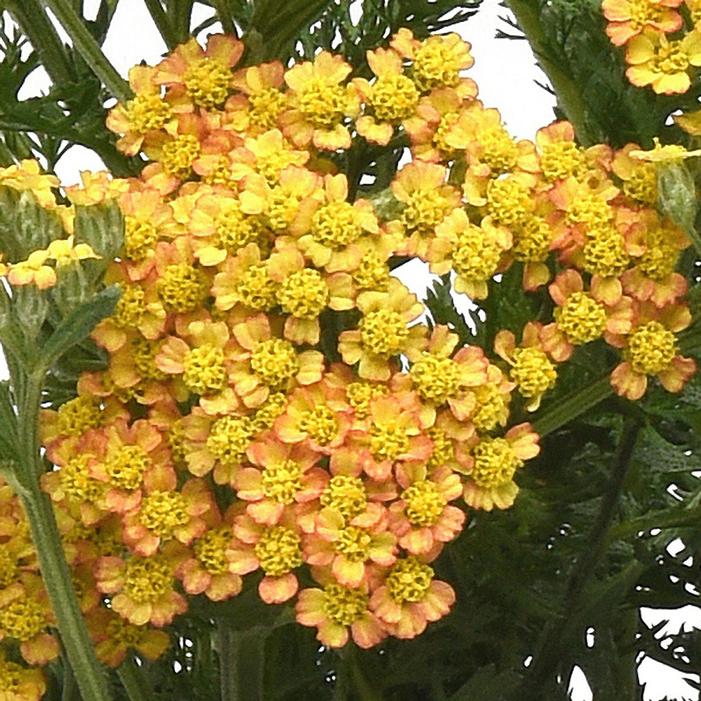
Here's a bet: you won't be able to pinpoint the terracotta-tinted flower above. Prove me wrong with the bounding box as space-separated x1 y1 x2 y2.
462 424 540 511
369 556 455 639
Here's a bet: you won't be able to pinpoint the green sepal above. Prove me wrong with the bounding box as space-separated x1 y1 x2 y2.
13 284 49 344
0 188 66 261
657 162 701 253
73 202 124 280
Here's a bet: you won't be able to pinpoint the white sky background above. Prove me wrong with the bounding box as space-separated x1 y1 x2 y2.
11 0 701 698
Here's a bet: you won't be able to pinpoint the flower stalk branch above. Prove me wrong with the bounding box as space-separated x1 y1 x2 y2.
17 372 113 701
38 0 132 101
520 418 643 694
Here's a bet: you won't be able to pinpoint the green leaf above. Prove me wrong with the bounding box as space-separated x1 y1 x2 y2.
449 665 521 701
40 285 120 369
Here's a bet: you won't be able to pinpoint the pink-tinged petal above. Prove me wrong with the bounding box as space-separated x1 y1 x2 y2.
317 620 350 648
351 615 386 648
21 633 60 666
234 468 264 499
591 276 623 306
259 572 298 604
370 587 402 624
155 337 189 374
610 361 647 400
296 588 327 625
247 499 285 525
422 580 455 620
332 556 365 588
182 565 211 595
658 356 696 393
206 573 243 601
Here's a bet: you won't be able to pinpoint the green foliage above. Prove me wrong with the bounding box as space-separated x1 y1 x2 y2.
0 2 699 700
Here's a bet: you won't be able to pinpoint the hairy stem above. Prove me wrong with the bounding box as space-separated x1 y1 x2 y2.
17 374 113 701
6 0 76 86
38 0 132 101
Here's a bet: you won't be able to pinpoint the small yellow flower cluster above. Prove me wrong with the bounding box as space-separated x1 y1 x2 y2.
0 25 695 680
0 160 101 290
602 0 701 95
600 0 701 137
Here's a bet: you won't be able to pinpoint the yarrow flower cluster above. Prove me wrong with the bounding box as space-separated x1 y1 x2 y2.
0 25 696 690
601 0 701 139
602 0 701 94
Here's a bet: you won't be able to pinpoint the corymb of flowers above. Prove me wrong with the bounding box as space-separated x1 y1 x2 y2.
0 19 697 695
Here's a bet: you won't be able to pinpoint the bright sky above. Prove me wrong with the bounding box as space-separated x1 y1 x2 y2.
11 1 701 699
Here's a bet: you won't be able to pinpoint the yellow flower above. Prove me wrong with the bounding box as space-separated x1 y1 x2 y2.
280 51 360 151
7 250 55 289
0 159 60 208
46 236 100 266
428 209 512 300
288 173 379 271
495 322 557 412
227 61 287 135
626 30 701 94
602 0 683 47
387 161 460 259
338 279 427 380
628 136 701 161
106 65 175 156
390 28 475 95
354 47 420 145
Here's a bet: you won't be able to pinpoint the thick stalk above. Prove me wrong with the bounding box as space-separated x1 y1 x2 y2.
18 375 113 701
38 0 132 101
6 0 76 86
117 657 152 701
532 375 612 437
347 647 383 701
520 419 642 695
143 0 179 49
218 624 241 701
168 0 195 44
506 1 594 145
213 0 238 36
60 663 79 701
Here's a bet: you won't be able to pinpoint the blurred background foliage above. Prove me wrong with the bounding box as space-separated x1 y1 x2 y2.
0 0 700 699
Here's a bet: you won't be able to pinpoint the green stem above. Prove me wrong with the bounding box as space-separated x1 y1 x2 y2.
505 0 594 144
609 502 701 540
6 0 76 86
117 657 152 701
532 374 613 437
213 0 237 36
521 419 642 693
60 662 79 701
38 0 132 101
18 374 113 701
143 0 179 49
169 0 195 43
218 624 240 701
